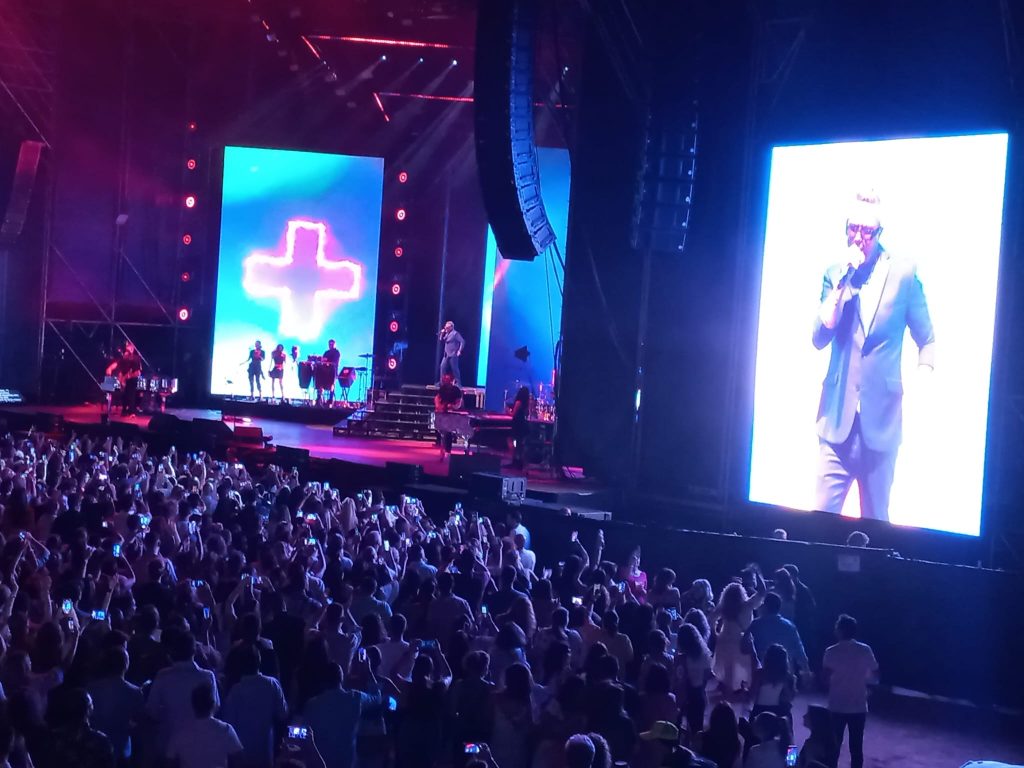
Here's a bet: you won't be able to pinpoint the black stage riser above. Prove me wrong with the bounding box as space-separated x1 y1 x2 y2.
216 398 356 427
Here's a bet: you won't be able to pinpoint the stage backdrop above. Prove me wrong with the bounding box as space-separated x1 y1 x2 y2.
477 147 571 410
211 146 383 399
749 133 1008 536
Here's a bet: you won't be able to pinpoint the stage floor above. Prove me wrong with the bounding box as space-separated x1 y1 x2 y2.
1 403 593 491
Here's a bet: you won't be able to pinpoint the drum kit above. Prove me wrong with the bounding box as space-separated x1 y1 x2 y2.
137 376 179 412
297 353 373 405
506 381 557 422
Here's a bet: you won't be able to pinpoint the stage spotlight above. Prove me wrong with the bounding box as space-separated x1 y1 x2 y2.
391 282 401 296
187 121 197 132
393 246 404 258
180 270 192 283
387 356 398 371
186 158 197 170
325 71 338 83
395 208 406 221
381 55 387 61
451 59 458 66
182 233 192 245
418 57 424 63
389 320 400 333
177 307 191 322
398 171 409 183
184 195 196 208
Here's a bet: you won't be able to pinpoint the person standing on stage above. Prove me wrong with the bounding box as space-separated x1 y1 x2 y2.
269 343 286 402
812 191 934 522
439 320 464 385
434 372 464 461
105 341 143 417
288 345 301 400
509 385 531 470
320 339 341 405
245 341 265 400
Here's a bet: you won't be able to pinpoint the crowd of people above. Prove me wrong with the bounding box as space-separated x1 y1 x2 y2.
0 428 879 768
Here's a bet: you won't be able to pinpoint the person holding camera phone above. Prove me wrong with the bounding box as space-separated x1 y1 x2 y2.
393 642 453 768
302 655 382 768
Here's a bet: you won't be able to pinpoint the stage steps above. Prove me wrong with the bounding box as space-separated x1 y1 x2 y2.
334 384 437 441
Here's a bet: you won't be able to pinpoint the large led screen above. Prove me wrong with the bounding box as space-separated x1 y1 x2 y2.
211 146 383 399
477 147 570 410
749 133 1007 536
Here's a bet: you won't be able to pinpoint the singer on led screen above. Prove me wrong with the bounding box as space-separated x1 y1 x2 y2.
749 133 1007 537
812 191 934 521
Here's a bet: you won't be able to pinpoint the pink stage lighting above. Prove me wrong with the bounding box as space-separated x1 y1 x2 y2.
242 219 363 340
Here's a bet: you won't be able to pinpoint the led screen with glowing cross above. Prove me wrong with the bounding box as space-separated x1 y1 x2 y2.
211 146 384 398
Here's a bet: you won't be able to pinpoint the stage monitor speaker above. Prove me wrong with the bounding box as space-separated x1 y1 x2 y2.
449 453 503 481
233 425 266 444
148 413 184 436
32 411 63 433
469 472 526 504
191 418 234 442
1 140 44 245
275 445 310 467
475 0 555 261
385 461 423 485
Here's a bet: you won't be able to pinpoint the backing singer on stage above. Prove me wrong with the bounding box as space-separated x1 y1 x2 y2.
812 191 935 522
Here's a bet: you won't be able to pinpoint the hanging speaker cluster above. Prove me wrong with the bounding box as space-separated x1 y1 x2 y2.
474 0 555 262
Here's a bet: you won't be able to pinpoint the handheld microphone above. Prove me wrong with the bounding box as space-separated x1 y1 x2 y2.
837 263 857 289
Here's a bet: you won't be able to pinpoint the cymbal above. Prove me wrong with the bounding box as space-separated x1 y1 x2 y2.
358 353 374 358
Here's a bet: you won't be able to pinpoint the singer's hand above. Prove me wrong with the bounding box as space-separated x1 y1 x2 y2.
846 244 867 272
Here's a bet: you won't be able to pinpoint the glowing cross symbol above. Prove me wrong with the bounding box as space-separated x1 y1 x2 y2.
242 219 362 341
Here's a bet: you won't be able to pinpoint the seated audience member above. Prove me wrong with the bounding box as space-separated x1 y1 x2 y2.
698 703 743 768
564 734 597 768
797 705 838 768
743 711 792 768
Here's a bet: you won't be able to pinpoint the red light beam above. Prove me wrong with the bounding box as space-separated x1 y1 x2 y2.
309 35 453 49
372 92 391 122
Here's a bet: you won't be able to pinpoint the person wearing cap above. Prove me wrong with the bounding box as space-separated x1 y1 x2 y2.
638 721 716 768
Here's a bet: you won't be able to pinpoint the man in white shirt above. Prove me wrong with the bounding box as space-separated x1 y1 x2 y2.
514 533 536 575
823 613 878 768
166 682 243 768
